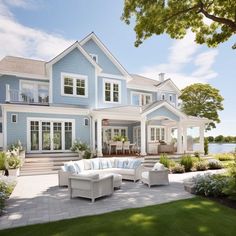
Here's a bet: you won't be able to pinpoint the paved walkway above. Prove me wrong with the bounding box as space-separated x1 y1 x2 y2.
0 170 223 230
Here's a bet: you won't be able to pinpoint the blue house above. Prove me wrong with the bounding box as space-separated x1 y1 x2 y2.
0 33 208 156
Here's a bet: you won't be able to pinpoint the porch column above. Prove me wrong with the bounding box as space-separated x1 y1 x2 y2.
182 125 188 153
92 118 96 151
96 118 103 156
140 118 146 156
177 123 183 154
199 124 205 154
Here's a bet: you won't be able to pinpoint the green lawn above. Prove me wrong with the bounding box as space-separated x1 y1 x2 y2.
1 197 236 236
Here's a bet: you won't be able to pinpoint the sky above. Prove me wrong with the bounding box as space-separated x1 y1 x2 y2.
0 0 235 136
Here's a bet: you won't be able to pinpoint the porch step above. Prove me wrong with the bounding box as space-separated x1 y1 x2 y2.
20 152 80 176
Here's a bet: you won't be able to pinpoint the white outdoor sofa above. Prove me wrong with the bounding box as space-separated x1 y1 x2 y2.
58 157 142 187
68 174 114 202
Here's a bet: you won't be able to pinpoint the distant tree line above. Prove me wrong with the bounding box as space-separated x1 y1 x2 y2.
206 135 236 143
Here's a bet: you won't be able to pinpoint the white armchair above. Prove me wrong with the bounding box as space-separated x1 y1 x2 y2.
68 175 114 202
141 168 169 188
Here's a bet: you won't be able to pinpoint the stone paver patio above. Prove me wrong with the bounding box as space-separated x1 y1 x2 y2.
0 170 223 230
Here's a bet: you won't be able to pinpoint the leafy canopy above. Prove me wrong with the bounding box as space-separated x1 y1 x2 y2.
179 83 224 130
122 0 236 49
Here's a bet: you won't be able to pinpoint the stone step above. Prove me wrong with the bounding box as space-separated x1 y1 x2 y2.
25 152 78 158
20 170 58 176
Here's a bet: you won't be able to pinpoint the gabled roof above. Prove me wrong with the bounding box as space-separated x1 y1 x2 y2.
80 32 132 80
0 56 47 80
155 78 181 95
46 41 102 72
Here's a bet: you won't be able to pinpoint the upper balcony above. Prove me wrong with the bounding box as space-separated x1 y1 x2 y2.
5 84 49 105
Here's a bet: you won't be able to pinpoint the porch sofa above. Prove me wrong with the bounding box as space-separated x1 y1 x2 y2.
58 157 142 187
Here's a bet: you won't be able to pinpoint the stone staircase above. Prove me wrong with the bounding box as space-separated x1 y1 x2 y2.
20 152 79 176
143 156 160 168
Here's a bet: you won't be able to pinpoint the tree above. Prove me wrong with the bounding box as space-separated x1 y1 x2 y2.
214 135 224 143
122 0 236 49
207 136 214 143
179 83 224 130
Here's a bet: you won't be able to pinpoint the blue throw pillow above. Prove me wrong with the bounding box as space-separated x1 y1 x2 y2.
91 158 101 170
127 160 141 169
101 160 109 169
65 162 77 174
74 162 81 173
116 160 127 168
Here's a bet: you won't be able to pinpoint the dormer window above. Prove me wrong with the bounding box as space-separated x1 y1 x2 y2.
89 54 98 63
169 95 172 102
162 94 165 100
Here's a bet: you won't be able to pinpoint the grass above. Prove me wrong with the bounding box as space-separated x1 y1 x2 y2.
0 197 236 236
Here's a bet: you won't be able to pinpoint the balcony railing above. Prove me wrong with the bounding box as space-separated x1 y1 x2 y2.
5 84 49 105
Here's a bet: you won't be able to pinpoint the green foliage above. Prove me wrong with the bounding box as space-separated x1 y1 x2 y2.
112 135 128 142
159 154 170 168
6 156 21 169
194 160 209 171
171 163 185 173
194 151 200 158
223 161 236 200
208 160 223 169
122 1 236 49
207 136 215 142
180 155 194 172
9 140 24 152
71 140 89 152
0 178 16 215
215 153 235 161
179 84 224 130
0 152 6 170
214 135 224 143
193 174 229 197
204 137 209 155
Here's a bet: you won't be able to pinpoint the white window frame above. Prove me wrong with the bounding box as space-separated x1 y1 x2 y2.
148 126 166 142
89 53 98 63
11 114 18 123
102 126 128 142
84 118 89 126
61 72 88 98
161 93 166 101
131 91 152 106
103 79 121 103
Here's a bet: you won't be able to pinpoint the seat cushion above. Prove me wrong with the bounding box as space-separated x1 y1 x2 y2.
77 173 99 180
74 160 84 172
115 168 135 176
141 171 149 179
91 158 101 170
100 159 112 169
126 159 141 169
83 159 92 170
64 161 78 174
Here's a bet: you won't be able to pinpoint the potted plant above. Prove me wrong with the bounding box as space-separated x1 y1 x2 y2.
71 140 91 159
6 155 21 177
9 140 25 164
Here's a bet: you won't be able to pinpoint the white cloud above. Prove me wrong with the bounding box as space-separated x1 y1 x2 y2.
0 0 74 61
140 32 218 89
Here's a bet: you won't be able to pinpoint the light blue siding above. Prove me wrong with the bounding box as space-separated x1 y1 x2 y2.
97 76 127 108
147 106 180 121
52 48 96 108
6 112 90 149
157 91 177 105
82 39 122 75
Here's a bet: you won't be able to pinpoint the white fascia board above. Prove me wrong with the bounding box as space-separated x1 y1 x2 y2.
91 111 141 121
156 80 181 95
80 33 132 81
1 104 90 116
0 70 48 81
46 41 102 73
127 84 158 92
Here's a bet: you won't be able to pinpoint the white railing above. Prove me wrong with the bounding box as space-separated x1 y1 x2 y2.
6 84 49 105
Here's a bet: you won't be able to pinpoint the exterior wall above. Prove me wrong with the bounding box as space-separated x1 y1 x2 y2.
6 111 90 150
0 75 49 103
157 91 177 105
127 89 157 105
52 48 96 108
82 39 122 75
97 76 127 108
146 106 180 121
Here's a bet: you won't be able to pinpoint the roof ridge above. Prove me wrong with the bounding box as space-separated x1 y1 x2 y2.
3 55 46 63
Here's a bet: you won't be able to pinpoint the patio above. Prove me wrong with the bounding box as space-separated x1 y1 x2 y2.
0 169 223 230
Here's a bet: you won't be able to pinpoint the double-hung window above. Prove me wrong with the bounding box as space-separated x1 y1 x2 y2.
104 79 120 103
149 126 165 142
62 73 87 97
131 92 152 106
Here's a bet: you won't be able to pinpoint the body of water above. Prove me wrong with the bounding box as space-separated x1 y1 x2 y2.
194 143 236 154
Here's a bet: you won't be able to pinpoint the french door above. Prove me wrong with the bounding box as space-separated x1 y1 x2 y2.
28 119 74 152
133 126 141 147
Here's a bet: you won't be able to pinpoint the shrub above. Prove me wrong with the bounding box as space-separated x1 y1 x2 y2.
6 156 21 169
71 140 89 152
215 153 235 161
171 164 185 173
180 155 193 172
9 140 24 152
193 174 229 197
223 161 236 200
194 151 200 158
159 154 170 168
194 160 209 171
0 152 6 170
208 159 223 169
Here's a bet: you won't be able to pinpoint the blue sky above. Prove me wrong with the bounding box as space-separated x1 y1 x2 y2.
0 0 235 136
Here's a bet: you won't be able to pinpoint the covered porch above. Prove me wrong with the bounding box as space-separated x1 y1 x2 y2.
91 102 208 157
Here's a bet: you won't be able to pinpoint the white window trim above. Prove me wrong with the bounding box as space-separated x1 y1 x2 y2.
11 114 18 123
103 78 121 104
27 117 75 153
148 126 166 142
131 91 152 106
61 72 88 98
89 53 98 63
84 118 89 126
102 126 128 142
